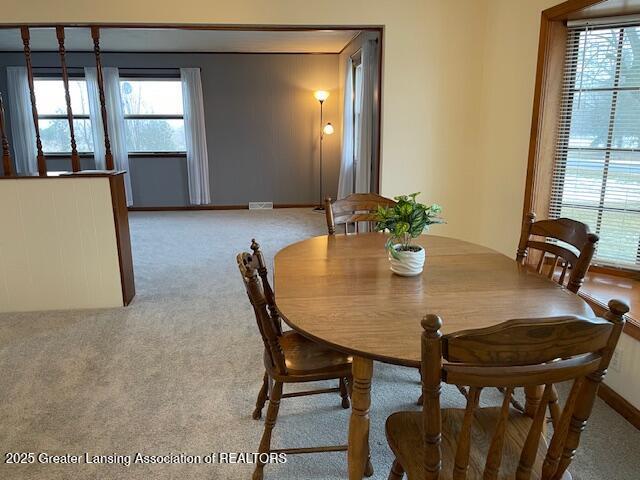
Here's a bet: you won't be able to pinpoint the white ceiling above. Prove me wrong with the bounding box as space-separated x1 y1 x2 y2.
0 28 360 53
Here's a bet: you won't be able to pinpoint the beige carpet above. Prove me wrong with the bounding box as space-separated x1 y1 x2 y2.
0 209 638 479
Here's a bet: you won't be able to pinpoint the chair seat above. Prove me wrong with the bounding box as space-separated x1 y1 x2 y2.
386 407 550 480
265 331 352 379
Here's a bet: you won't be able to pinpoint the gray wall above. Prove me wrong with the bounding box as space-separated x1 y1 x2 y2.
0 51 341 206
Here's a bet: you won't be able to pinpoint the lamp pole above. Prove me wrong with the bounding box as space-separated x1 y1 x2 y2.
313 90 330 212
317 98 325 211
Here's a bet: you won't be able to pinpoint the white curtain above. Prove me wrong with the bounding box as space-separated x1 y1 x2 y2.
84 68 106 170
180 68 211 205
337 38 379 198
355 39 378 194
6 67 38 175
84 67 132 205
337 59 354 200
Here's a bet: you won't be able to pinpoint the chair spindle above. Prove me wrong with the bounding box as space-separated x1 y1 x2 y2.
548 385 562 429
547 255 559 279
484 386 514 480
557 261 569 286
541 377 584 479
515 384 552 480
453 387 481 479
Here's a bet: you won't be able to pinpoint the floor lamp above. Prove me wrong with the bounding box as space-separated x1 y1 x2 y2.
313 90 334 211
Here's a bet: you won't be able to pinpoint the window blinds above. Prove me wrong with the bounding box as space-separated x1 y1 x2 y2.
550 22 640 270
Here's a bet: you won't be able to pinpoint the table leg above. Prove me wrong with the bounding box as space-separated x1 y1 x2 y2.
348 356 374 480
524 385 544 417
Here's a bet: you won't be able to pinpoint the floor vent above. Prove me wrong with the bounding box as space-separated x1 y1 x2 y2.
249 202 274 210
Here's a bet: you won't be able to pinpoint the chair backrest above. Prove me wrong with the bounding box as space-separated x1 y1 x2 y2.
420 299 628 480
248 239 282 335
325 193 396 235
516 212 599 293
237 240 287 375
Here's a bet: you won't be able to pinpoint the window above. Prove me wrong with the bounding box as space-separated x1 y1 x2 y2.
33 78 94 154
550 22 640 270
119 79 186 153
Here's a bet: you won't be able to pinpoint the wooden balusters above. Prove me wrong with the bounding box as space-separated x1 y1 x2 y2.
55 26 80 172
20 26 46 176
91 26 114 170
0 94 14 177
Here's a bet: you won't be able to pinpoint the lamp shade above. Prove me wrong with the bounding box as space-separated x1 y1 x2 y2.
323 123 335 135
314 90 330 102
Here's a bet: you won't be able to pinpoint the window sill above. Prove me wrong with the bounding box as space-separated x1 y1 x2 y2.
42 153 187 158
128 152 187 158
580 271 640 341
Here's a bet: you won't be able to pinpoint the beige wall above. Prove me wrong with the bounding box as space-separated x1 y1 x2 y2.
606 332 640 409
474 0 559 254
0 178 123 312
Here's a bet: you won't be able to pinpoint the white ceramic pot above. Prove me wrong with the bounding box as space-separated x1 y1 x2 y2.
388 244 426 276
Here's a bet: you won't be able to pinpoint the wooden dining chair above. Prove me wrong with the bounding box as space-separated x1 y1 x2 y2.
386 299 628 480
516 212 599 294
237 239 356 480
325 193 396 234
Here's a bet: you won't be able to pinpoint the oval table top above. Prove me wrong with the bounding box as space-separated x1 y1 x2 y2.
274 233 595 368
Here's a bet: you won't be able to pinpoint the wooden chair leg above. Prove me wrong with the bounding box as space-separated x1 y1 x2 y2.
339 377 351 409
388 459 405 479
253 381 283 480
365 456 374 477
345 375 353 396
253 372 269 420
497 386 525 413
456 385 469 399
365 425 374 478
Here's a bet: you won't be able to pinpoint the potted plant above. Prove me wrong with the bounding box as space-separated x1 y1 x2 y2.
375 193 444 276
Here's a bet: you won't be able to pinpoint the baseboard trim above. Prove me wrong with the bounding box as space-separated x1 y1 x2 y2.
128 203 318 212
598 383 640 430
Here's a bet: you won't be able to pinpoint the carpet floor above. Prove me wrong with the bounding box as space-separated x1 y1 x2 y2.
0 209 638 479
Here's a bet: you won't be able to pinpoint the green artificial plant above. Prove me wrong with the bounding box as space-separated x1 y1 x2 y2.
374 193 444 259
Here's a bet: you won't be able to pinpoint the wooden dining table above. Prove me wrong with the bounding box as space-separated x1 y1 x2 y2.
273 233 595 480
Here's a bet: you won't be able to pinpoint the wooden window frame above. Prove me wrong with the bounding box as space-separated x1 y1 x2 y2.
523 0 640 336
